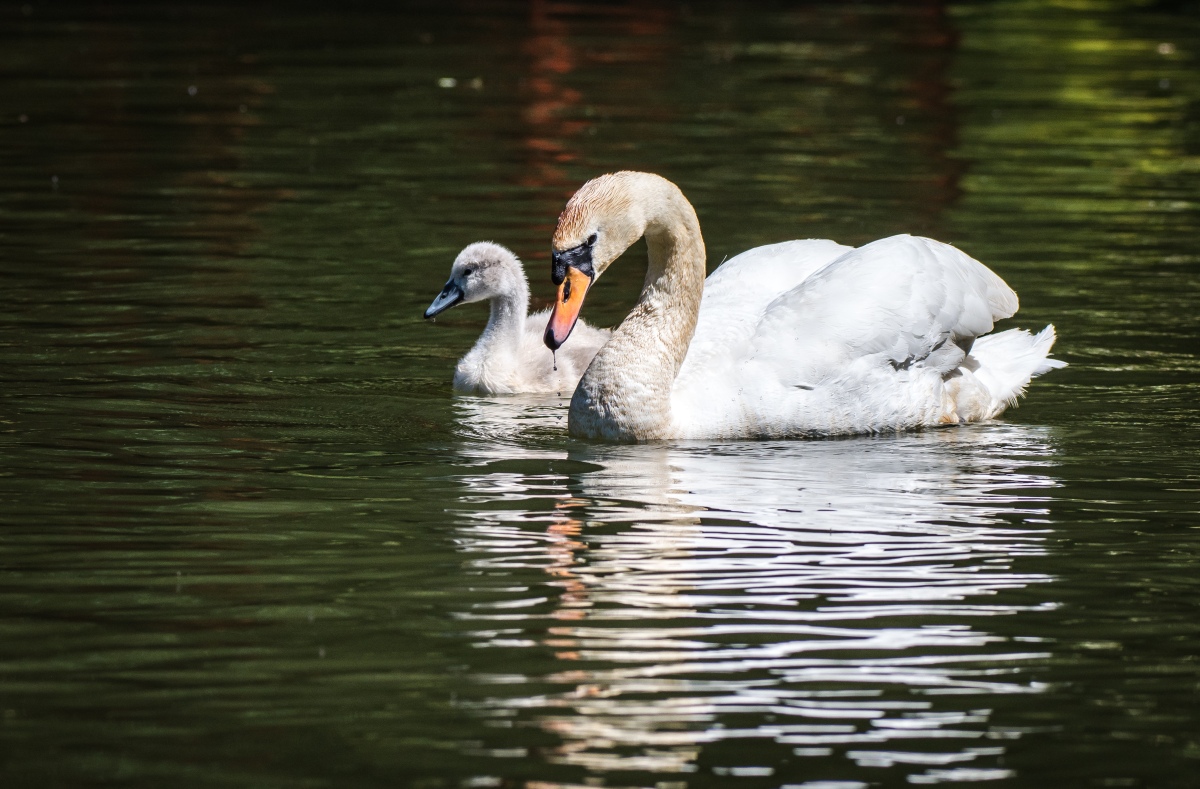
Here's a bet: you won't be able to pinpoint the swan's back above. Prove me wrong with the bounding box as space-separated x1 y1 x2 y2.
671 235 1052 438
758 235 1017 382
674 239 852 392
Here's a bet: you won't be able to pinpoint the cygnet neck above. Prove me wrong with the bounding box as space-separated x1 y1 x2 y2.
477 271 530 357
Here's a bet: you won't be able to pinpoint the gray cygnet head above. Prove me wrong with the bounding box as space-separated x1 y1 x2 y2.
424 242 528 319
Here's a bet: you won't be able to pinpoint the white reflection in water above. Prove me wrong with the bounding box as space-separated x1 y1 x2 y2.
448 397 1059 779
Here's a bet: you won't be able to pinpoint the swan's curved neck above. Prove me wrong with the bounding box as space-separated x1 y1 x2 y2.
570 181 706 441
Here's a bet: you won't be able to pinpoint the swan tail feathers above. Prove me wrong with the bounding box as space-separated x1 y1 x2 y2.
970 325 1065 416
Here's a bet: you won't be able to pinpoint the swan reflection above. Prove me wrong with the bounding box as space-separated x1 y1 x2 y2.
448 397 1059 780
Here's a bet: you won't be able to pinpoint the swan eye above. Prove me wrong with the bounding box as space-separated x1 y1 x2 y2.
586 232 598 247
463 267 475 277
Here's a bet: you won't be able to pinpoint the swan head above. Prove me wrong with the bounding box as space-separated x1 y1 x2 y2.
424 242 526 319
544 172 657 349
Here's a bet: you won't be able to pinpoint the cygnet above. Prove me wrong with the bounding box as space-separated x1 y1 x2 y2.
424 242 610 395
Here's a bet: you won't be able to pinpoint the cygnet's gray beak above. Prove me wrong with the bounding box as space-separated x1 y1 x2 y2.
424 281 464 319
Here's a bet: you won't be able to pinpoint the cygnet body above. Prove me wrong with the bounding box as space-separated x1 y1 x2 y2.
424 242 610 395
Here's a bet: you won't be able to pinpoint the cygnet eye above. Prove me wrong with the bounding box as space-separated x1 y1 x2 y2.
586 232 598 247
463 267 476 277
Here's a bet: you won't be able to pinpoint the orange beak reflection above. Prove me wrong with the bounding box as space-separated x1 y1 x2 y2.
544 267 592 351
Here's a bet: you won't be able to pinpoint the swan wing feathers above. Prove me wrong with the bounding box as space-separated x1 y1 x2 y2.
672 235 1020 437
761 234 1017 379
675 239 853 385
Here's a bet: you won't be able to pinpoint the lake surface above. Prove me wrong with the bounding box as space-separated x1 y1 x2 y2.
2 1 1199 787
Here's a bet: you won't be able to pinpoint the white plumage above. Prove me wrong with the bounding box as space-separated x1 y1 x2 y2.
671 234 1064 438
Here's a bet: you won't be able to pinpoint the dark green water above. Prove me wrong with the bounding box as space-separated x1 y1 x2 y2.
2 2 1199 787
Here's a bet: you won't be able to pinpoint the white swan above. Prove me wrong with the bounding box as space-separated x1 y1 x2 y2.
543 172 1065 441
425 242 610 395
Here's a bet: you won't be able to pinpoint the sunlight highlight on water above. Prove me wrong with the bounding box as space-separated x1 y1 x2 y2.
446 401 1062 779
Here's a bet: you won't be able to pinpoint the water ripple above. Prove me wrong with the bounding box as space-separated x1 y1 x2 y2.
446 398 1060 777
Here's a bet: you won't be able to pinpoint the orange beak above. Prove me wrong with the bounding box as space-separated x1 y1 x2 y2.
544 267 591 350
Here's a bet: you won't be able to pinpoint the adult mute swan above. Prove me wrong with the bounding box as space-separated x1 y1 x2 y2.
424 241 610 395
543 172 1065 442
